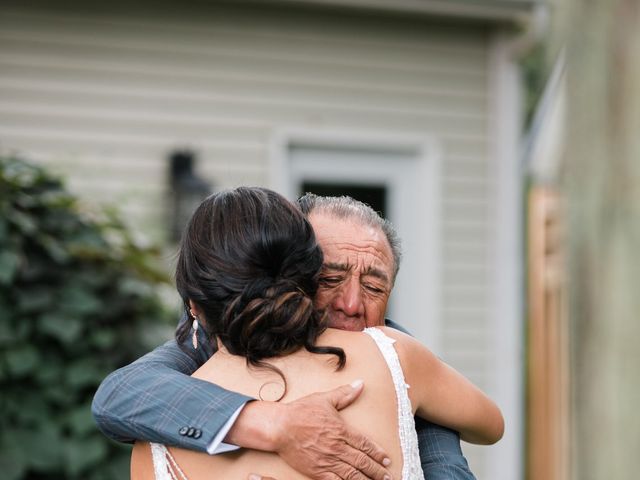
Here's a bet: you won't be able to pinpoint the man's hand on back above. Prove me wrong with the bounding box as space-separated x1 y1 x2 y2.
225 381 392 480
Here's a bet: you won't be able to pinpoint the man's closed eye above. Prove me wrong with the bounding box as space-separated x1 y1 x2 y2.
319 276 343 287
363 283 385 295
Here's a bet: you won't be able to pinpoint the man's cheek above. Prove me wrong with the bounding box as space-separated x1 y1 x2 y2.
314 289 332 310
364 303 387 327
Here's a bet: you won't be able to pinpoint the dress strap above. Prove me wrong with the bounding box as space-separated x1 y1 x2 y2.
150 443 190 480
363 328 424 480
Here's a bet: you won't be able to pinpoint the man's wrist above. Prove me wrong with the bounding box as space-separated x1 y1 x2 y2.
223 400 284 452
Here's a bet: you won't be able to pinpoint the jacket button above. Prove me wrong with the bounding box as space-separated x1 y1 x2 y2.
179 427 189 436
193 429 202 439
187 427 195 437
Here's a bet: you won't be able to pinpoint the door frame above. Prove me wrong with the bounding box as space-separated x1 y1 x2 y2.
269 128 443 353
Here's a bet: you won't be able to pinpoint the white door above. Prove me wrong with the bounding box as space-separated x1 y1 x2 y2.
270 132 442 353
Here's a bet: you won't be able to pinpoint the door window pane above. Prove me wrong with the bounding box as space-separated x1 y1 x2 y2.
300 182 387 218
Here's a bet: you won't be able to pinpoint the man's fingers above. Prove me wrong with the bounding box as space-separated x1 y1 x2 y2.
338 443 391 480
325 380 364 411
319 474 341 480
248 476 277 480
335 465 368 480
343 429 391 473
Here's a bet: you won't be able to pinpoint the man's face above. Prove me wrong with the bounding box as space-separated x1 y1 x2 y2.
309 212 395 331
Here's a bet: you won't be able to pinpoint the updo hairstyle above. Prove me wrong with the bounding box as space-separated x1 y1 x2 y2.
175 187 345 374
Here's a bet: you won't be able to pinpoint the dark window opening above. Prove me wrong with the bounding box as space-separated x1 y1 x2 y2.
300 182 387 219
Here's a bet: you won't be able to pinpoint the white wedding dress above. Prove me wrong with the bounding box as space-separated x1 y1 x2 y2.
150 327 425 479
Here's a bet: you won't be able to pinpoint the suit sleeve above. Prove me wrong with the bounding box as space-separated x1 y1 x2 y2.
415 418 477 480
385 318 476 479
91 338 253 453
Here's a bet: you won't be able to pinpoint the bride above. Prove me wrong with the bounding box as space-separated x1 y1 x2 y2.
131 186 503 479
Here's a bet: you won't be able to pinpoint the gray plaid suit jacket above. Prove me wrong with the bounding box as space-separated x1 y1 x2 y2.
92 318 475 479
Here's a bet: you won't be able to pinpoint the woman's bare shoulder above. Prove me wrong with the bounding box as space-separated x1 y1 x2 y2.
368 325 426 348
319 326 435 356
317 327 376 346
368 326 441 376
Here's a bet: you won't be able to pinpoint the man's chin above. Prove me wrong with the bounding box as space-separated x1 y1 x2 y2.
328 318 366 332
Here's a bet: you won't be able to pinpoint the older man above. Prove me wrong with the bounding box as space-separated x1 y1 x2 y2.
92 194 475 480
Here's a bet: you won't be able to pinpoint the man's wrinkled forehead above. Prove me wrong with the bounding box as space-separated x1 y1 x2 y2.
322 260 390 284
310 212 394 273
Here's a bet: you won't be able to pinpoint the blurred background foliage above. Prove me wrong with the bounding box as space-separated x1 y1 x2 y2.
521 42 551 128
0 156 174 479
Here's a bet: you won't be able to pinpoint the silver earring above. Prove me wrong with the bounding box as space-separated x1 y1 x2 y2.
190 310 199 350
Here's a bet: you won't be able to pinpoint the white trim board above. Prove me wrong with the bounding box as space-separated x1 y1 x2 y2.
269 128 443 354
482 30 525 480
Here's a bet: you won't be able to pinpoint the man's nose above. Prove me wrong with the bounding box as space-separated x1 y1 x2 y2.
334 278 364 317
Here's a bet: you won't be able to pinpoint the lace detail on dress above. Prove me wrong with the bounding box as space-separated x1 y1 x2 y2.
150 443 189 480
363 328 424 480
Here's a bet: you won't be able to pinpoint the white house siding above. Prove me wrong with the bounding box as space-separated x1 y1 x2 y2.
0 1 507 476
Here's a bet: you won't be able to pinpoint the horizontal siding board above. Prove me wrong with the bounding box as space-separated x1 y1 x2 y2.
443 219 489 237
0 127 266 153
0 28 489 85
444 158 489 178
444 176 492 198
443 330 489 352
0 91 487 134
0 28 489 77
0 74 488 123
0 108 269 144
0 62 488 113
443 244 490 265
443 199 489 219
442 268 489 287
443 317 488 334
442 138 490 156
0 139 265 166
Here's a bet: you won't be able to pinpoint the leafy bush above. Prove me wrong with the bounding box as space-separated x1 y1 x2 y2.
0 156 174 479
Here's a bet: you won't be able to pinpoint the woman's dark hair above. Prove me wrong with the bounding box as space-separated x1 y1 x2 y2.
175 187 345 390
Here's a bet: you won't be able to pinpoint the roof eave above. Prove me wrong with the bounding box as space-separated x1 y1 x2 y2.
241 0 541 24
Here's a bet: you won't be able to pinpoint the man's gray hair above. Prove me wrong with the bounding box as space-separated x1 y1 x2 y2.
297 192 402 282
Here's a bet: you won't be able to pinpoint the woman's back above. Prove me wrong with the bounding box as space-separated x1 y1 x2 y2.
132 327 413 479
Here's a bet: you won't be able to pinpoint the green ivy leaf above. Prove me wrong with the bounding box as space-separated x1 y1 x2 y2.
7 393 51 425
65 403 96 436
0 315 13 344
13 314 32 342
60 287 102 316
34 357 63 385
6 208 38 235
44 384 71 405
14 191 39 209
119 277 154 297
0 250 20 285
38 233 71 264
16 288 54 314
0 439 28 480
0 217 8 241
89 329 117 349
92 448 131 479
64 434 108 476
39 313 83 344
65 360 105 389
5 345 39 377
11 426 64 471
